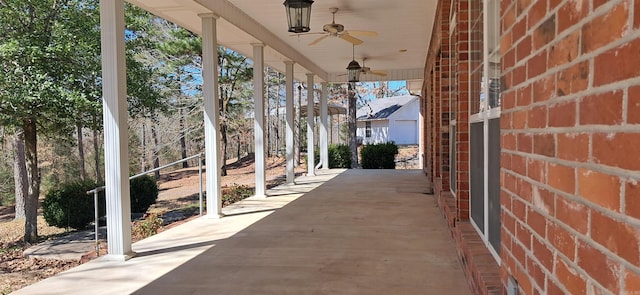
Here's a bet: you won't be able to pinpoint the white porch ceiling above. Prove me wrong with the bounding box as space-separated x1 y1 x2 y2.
126 0 437 92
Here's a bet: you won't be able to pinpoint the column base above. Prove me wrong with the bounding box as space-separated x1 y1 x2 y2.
206 212 224 219
103 251 136 262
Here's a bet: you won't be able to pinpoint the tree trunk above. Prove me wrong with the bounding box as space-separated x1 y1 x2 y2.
23 119 39 243
266 83 271 157
237 135 241 161
348 83 358 168
92 127 102 183
141 121 147 172
77 124 86 181
220 122 228 176
179 106 188 168
151 118 160 179
13 128 27 220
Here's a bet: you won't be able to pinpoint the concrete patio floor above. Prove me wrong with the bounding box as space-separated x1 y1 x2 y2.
13 169 471 295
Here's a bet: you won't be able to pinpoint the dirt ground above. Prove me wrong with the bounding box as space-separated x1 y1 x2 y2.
0 147 417 294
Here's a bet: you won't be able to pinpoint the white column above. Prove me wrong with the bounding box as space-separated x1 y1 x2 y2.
320 82 329 169
306 74 315 176
285 61 295 184
253 43 266 197
296 85 302 167
200 14 223 218
100 0 132 261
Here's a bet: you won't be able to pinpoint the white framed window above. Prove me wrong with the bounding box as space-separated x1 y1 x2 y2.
365 121 371 138
449 9 457 196
469 0 502 263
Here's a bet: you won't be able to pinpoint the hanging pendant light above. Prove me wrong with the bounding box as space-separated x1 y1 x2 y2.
346 45 361 82
284 0 314 33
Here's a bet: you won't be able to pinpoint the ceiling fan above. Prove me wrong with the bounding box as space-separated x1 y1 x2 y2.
360 57 388 76
300 7 378 46
340 57 388 77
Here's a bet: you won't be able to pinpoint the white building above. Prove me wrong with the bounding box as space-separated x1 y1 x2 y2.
356 95 420 145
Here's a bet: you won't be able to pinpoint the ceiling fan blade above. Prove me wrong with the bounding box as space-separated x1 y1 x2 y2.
290 32 326 37
369 70 388 76
308 35 329 46
346 30 378 37
339 34 363 45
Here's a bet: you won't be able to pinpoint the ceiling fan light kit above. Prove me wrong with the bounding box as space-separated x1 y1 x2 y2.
284 0 314 33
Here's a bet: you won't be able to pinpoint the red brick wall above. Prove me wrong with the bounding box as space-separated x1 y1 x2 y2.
455 0 471 221
500 0 640 294
423 0 452 192
439 0 451 191
423 1 503 294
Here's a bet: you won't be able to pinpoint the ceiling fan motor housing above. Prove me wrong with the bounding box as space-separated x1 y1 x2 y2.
323 23 344 34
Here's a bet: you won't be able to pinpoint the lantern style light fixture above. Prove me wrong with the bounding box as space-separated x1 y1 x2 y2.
284 0 314 33
347 60 362 82
346 45 361 82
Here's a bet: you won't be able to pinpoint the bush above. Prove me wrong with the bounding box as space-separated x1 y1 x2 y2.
43 180 105 230
222 184 254 207
130 175 159 213
360 142 399 169
43 175 159 230
314 144 352 168
330 144 353 168
132 213 163 240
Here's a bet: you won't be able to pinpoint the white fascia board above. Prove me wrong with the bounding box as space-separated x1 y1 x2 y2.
327 68 425 83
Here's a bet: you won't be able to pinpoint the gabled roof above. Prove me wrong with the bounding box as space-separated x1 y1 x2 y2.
357 95 418 120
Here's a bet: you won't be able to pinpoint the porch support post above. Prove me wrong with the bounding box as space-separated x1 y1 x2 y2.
200 13 223 218
100 0 133 260
253 43 266 197
285 61 295 184
320 82 329 169
306 74 315 176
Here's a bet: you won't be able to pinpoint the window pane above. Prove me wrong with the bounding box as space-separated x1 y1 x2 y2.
469 0 483 114
488 118 501 254
488 54 502 109
470 122 485 233
487 0 501 109
365 121 371 138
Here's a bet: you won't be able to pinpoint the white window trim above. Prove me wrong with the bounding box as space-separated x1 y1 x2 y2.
467 0 502 264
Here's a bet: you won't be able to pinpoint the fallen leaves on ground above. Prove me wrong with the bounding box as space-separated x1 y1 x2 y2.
1 242 80 294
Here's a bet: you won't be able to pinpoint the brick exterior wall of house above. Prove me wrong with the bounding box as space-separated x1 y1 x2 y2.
455 0 471 221
423 1 502 294
499 0 640 293
424 0 640 294
439 0 452 194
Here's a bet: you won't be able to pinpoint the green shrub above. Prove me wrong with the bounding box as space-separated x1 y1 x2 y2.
314 144 352 168
329 144 352 168
43 180 105 230
43 175 159 230
130 174 159 213
360 142 399 169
